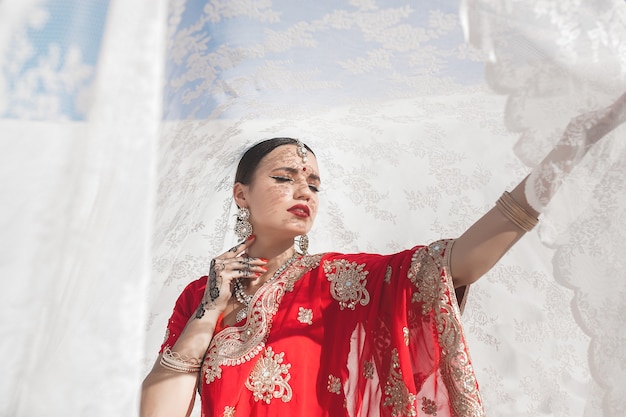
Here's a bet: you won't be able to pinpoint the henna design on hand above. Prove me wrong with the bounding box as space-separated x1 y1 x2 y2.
195 302 207 319
208 259 220 301
194 259 221 319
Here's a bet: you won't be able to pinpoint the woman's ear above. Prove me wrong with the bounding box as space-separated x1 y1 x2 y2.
233 182 248 208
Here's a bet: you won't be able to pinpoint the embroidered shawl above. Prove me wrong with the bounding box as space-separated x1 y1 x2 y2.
161 239 484 417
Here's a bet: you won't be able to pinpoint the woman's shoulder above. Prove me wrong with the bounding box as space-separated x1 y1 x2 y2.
308 246 426 268
174 275 208 303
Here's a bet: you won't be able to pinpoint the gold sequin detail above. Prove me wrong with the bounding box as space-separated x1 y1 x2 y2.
297 307 313 325
202 343 225 383
162 328 170 344
383 349 417 417
363 361 375 379
327 374 342 394
223 406 236 417
421 397 438 415
384 265 392 283
323 259 370 310
245 347 292 404
408 251 439 315
403 327 410 346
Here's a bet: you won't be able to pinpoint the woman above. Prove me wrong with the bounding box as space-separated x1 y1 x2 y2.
140 94 625 417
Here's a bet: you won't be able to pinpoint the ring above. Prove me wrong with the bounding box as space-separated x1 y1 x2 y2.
229 245 239 253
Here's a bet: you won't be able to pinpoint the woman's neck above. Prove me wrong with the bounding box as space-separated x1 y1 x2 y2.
245 236 295 263
244 236 298 287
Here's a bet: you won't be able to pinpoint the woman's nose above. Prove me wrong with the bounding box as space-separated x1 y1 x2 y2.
294 179 312 199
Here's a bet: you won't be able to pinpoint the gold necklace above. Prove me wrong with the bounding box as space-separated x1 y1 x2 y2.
233 252 300 323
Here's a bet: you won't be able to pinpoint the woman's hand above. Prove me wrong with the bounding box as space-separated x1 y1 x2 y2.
526 91 626 212
194 235 268 318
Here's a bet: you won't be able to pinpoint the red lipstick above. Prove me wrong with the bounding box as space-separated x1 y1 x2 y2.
288 204 310 217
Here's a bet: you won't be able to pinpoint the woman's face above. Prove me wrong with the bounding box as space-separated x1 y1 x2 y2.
234 144 321 241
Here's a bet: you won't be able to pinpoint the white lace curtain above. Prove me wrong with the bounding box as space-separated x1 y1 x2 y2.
0 0 165 415
1 1 625 416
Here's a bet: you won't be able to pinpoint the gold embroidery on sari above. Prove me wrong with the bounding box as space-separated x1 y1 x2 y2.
421 397 437 415
403 327 410 346
223 406 236 417
245 346 292 404
406 240 485 417
383 349 417 417
327 374 342 394
297 307 313 325
363 360 375 379
202 343 224 382
408 249 440 315
202 255 322 384
384 265 392 283
323 259 370 310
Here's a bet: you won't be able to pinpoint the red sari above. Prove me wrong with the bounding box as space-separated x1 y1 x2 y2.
160 239 484 417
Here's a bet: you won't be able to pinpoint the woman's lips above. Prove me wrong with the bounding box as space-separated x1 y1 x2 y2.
288 205 310 217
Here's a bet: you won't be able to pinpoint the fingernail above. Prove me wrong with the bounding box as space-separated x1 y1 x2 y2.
254 272 262 277
260 266 269 271
259 258 269 263
247 235 256 241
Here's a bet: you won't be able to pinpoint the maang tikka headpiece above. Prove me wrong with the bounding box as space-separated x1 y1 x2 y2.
295 139 308 164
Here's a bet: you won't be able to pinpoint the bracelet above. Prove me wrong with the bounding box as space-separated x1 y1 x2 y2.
159 347 202 373
495 191 539 232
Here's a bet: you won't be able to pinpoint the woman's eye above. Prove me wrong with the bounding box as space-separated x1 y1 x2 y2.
308 184 320 193
270 176 294 183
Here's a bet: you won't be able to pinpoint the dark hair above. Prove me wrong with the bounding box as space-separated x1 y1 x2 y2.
234 137 315 185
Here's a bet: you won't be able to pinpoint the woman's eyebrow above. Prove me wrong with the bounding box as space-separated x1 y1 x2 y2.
272 167 299 174
308 173 321 183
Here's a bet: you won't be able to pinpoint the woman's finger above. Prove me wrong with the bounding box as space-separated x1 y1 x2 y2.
213 261 226 272
217 255 268 274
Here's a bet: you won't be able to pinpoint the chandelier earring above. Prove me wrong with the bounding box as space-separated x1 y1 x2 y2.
234 207 253 241
296 234 309 255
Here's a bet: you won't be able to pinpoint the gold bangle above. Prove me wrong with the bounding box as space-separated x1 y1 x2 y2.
495 191 539 232
159 347 202 373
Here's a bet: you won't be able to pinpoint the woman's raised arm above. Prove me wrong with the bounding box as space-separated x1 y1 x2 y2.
450 92 626 287
450 178 536 287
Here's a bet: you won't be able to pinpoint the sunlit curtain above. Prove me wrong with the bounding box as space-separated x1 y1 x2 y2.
0 0 164 415
1 1 625 416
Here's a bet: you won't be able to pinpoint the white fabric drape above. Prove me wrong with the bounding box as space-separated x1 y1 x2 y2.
462 2 626 415
1 1 624 416
0 0 165 415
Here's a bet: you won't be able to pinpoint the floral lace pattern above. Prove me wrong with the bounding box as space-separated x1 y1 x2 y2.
144 2 609 411
463 2 626 415
3 0 614 415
